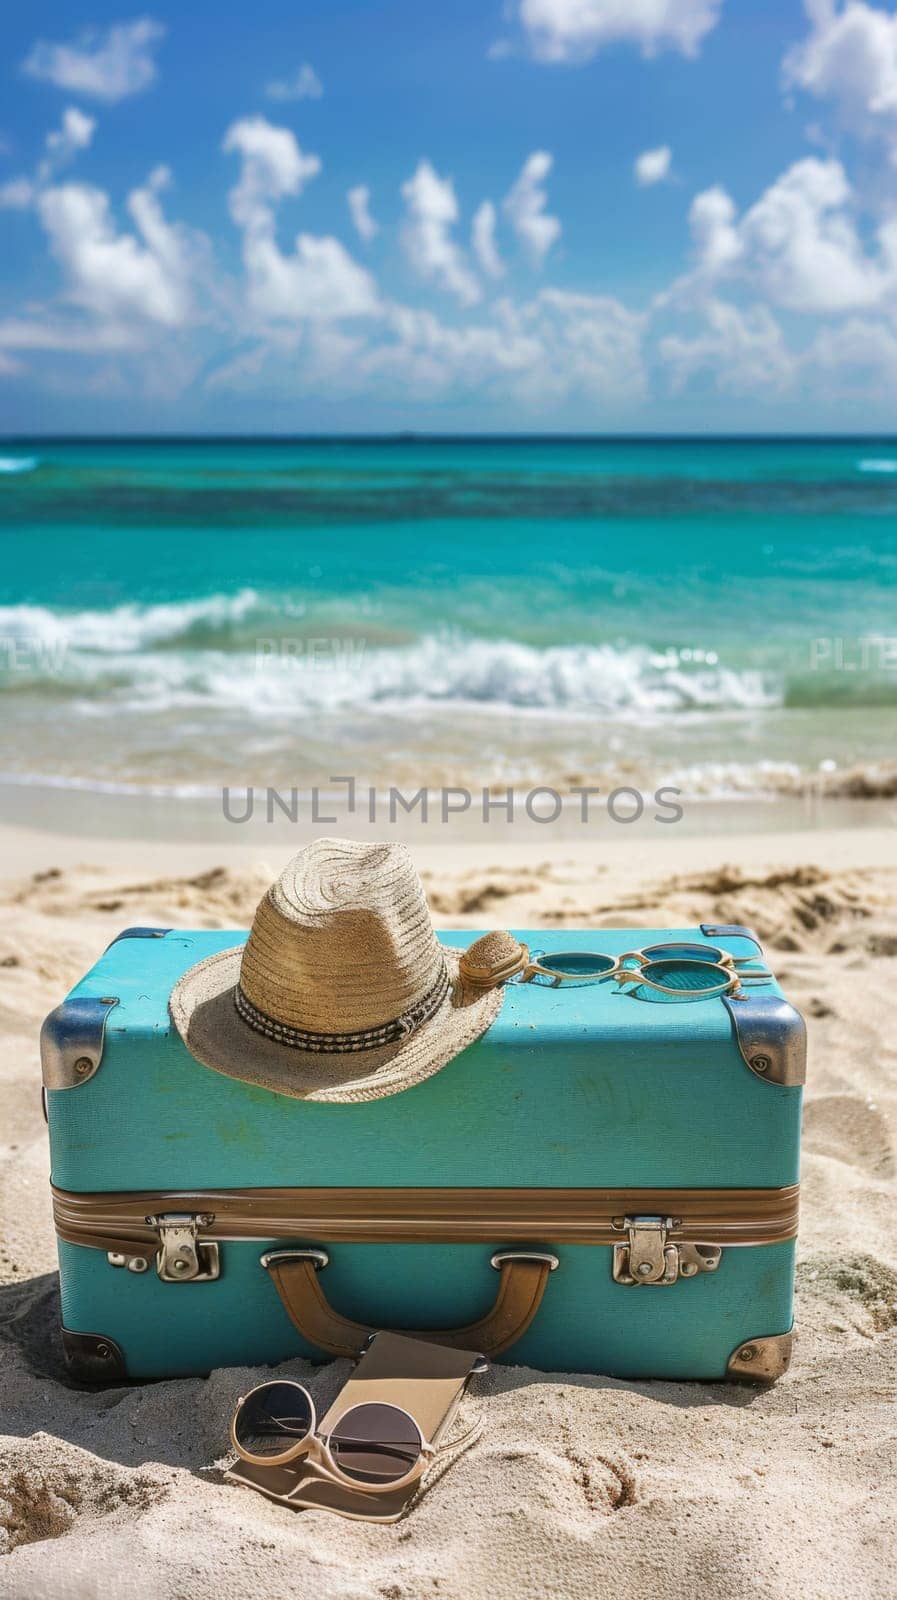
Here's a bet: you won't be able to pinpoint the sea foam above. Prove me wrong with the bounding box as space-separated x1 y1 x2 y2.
0 590 263 653
0 605 782 718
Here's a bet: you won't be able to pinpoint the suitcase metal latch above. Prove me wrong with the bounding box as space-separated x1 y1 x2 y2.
612 1216 721 1286
145 1213 220 1283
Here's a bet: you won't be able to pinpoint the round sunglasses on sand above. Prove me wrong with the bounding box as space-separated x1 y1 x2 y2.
519 941 770 999
231 1378 476 1492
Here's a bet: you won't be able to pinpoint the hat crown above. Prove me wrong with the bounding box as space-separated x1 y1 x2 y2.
238 838 446 1035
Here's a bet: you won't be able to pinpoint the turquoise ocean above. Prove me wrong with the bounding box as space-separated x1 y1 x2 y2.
0 437 895 804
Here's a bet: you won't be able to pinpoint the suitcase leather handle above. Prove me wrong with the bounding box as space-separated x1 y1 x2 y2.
262 1248 559 1359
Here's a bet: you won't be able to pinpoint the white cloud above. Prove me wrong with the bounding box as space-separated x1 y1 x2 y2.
783 2 897 141
40 106 97 180
503 151 561 266
686 157 897 312
201 283 646 413
471 200 505 278
363 303 541 397
0 178 35 210
22 18 165 103
223 117 321 232
0 315 143 353
12 79 897 422
806 313 897 390
635 144 672 185
224 117 378 322
738 159 887 311
688 184 743 273
519 288 647 402
0 107 97 214
265 63 323 101
659 299 794 394
331 288 646 408
36 168 196 327
513 0 724 61
238 233 380 322
348 184 379 242
400 161 481 305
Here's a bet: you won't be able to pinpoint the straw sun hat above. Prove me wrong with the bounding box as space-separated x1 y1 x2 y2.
169 838 513 1103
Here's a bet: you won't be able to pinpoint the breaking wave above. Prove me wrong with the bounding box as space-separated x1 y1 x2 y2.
0 591 267 654
1 597 893 720
0 604 781 717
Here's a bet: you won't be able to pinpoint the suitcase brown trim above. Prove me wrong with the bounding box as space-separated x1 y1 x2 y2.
52 1182 800 1253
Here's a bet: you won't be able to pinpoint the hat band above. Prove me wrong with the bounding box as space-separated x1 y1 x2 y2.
233 962 451 1054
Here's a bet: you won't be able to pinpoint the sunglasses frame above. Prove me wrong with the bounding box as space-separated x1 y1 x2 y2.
519 941 770 997
231 1379 436 1493
230 1378 318 1469
614 958 751 998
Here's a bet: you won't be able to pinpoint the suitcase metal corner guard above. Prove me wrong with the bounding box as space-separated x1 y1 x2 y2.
42 926 804 1384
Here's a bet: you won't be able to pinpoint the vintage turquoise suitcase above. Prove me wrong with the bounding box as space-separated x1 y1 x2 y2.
42 925 804 1384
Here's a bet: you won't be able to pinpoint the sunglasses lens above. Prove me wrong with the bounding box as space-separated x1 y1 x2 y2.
537 952 616 978
234 1381 313 1459
641 960 728 993
642 943 721 964
328 1402 424 1486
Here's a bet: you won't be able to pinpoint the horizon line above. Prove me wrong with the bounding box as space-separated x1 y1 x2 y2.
4 431 897 445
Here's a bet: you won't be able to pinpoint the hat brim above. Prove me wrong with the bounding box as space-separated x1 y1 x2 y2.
169 944 502 1103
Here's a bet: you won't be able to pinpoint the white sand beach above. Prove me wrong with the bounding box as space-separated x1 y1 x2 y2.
5 1 897 1591
0 819 895 1599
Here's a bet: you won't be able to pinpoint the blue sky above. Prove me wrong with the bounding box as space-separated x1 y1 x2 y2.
3 1 897 432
